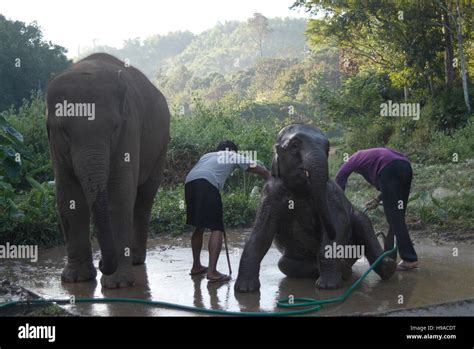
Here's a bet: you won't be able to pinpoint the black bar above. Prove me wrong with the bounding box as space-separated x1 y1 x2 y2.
0 316 472 347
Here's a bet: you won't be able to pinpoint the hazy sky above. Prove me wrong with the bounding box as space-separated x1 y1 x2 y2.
1 0 310 57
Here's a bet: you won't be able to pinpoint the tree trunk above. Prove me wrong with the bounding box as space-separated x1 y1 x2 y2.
455 0 471 113
428 75 435 97
442 5 455 87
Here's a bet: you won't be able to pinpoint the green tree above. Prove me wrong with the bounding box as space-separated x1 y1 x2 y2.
247 13 272 57
0 15 70 111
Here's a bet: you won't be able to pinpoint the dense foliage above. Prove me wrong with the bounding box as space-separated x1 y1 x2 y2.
0 15 71 111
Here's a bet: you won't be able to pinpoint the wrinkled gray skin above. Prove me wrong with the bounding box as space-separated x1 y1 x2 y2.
235 124 396 292
46 53 170 288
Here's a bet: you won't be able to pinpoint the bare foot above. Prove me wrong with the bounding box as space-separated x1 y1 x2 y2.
190 265 208 275
397 260 419 271
207 271 231 283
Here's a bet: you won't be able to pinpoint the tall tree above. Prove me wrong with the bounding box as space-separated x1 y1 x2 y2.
436 0 472 113
440 1 455 87
247 13 271 57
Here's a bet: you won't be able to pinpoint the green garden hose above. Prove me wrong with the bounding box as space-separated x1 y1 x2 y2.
0 242 397 317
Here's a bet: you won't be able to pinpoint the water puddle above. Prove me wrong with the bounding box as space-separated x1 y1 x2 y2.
1 230 473 316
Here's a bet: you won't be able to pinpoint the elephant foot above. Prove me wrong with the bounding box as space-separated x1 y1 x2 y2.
316 274 342 289
374 256 397 280
234 277 260 293
101 267 135 289
317 259 343 289
61 262 97 283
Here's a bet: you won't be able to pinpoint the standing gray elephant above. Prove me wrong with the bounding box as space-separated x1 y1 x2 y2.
234 124 396 292
46 53 170 288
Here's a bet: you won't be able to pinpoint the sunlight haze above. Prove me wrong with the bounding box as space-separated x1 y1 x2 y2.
0 0 310 57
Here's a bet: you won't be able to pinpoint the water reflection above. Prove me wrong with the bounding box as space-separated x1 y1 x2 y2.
0 232 472 316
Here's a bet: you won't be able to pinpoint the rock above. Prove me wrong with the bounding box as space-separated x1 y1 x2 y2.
407 220 424 230
250 186 260 198
432 187 457 200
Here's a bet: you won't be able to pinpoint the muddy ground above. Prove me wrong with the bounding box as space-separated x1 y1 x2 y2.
0 228 472 317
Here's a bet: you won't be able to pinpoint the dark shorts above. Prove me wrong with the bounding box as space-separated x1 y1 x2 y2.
185 179 224 231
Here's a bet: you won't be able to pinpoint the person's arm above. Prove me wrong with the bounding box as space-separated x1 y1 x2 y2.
234 154 270 180
247 164 271 180
335 159 356 191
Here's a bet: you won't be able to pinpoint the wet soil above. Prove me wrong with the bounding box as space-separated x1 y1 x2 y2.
0 229 472 316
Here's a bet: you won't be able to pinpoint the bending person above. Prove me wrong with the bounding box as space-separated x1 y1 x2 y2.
335 148 418 271
185 140 270 282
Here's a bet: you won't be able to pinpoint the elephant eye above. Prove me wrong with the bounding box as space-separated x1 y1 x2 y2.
290 140 300 149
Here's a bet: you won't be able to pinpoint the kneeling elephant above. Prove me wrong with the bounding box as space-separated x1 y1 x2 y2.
234 124 396 293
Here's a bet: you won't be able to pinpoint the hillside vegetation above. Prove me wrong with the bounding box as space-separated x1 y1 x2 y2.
1 6 473 246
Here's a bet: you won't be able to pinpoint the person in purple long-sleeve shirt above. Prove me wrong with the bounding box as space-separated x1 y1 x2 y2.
335 148 418 270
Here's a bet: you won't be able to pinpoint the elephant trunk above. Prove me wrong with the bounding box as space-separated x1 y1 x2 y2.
303 149 337 241
74 147 117 275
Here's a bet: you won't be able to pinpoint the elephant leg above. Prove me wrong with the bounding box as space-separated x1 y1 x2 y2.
100 169 136 289
56 171 96 282
383 227 397 260
278 256 319 278
234 178 291 293
351 209 396 280
132 174 162 265
316 255 343 289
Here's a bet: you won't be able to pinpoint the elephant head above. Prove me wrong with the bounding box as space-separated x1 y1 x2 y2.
271 124 337 240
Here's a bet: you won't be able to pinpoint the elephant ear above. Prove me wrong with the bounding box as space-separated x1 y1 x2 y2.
271 153 280 177
116 69 130 117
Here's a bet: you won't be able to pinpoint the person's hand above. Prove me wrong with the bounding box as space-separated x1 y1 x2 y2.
247 164 271 180
263 169 271 181
365 197 380 210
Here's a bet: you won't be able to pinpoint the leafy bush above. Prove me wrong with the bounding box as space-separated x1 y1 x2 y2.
427 120 474 164
151 186 187 235
0 180 61 247
430 86 472 130
222 190 259 227
6 91 53 185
